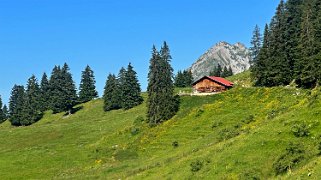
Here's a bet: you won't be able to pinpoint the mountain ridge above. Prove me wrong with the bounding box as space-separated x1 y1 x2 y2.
190 41 251 80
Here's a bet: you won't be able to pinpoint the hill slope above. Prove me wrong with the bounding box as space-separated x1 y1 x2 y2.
1 76 321 179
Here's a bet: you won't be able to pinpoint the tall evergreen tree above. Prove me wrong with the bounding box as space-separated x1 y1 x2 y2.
49 66 64 113
221 66 230 78
2 105 8 120
121 63 143 110
0 95 5 123
40 72 50 111
174 70 184 87
210 64 222 77
79 65 98 103
21 75 42 126
61 63 78 114
118 67 127 108
249 25 262 65
182 70 193 87
9 85 25 126
147 43 179 126
103 74 122 111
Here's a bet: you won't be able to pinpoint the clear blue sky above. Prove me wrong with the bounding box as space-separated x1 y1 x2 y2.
0 0 279 105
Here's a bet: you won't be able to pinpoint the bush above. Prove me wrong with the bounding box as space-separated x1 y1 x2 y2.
195 108 204 117
242 115 255 124
292 122 310 137
134 116 145 125
273 143 305 175
131 127 140 135
172 141 179 148
218 127 240 141
190 159 203 172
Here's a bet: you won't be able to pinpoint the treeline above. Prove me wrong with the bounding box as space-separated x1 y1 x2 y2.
103 63 143 111
2 41 180 127
7 63 98 126
174 70 193 87
251 0 321 88
210 64 233 78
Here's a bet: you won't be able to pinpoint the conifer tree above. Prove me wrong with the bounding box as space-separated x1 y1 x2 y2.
9 85 25 126
121 63 143 110
49 66 63 113
147 42 178 126
174 70 184 87
2 105 8 120
221 66 229 78
103 74 122 111
249 25 262 65
228 66 233 77
21 75 42 126
118 67 127 108
210 64 222 77
61 63 78 114
40 72 50 111
79 65 98 103
182 70 193 87
0 95 5 123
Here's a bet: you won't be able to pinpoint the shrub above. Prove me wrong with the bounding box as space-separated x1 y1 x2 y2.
172 141 179 148
242 115 255 124
130 127 140 135
190 159 203 172
134 116 145 125
291 122 310 137
273 143 305 175
195 108 204 117
218 127 240 141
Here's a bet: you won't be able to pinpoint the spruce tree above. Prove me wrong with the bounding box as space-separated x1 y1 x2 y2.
2 105 8 120
228 66 233 77
122 63 143 110
147 43 178 126
249 25 262 65
210 64 222 77
61 63 78 114
221 66 229 78
21 75 42 126
118 67 127 108
49 66 64 113
40 72 50 111
79 65 98 103
0 95 5 123
103 74 122 111
183 70 193 87
9 85 25 126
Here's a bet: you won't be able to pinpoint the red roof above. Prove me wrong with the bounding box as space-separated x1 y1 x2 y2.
192 76 234 87
207 76 234 87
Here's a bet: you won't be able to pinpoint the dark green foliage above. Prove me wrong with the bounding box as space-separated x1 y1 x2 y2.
291 122 310 137
0 95 5 123
9 85 25 126
49 63 78 114
174 70 193 87
249 24 262 65
40 73 50 111
172 141 179 148
210 64 222 77
79 65 98 103
2 104 8 120
221 66 233 78
252 0 321 88
121 63 143 110
190 159 203 172
21 75 43 126
147 42 179 126
273 143 305 175
103 74 122 111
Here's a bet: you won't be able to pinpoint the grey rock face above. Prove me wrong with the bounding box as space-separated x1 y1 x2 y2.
190 41 251 80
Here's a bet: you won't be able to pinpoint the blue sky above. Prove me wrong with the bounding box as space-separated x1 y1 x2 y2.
0 0 279 104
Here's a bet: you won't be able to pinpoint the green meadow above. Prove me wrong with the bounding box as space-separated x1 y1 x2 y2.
1 72 321 179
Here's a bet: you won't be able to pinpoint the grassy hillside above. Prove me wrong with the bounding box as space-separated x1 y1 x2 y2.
1 74 321 179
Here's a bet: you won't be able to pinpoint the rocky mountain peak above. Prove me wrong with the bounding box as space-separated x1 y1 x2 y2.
190 41 251 80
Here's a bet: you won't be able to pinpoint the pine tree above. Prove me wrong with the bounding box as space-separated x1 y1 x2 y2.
79 65 98 103
2 105 8 120
49 66 64 113
147 42 179 126
221 66 229 78
252 24 270 86
183 70 193 87
118 67 127 108
121 63 143 110
40 72 50 111
174 70 183 87
0 95 5 123
249 25 262 65
228 66 233 77
103 74 122 111
61 63 78 114
210 64 222 77
21 75 42 126
9 85 25 126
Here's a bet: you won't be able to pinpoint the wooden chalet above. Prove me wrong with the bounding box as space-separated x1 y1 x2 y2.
192 76 234 93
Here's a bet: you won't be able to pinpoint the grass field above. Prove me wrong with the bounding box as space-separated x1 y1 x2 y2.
1 72 321 179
